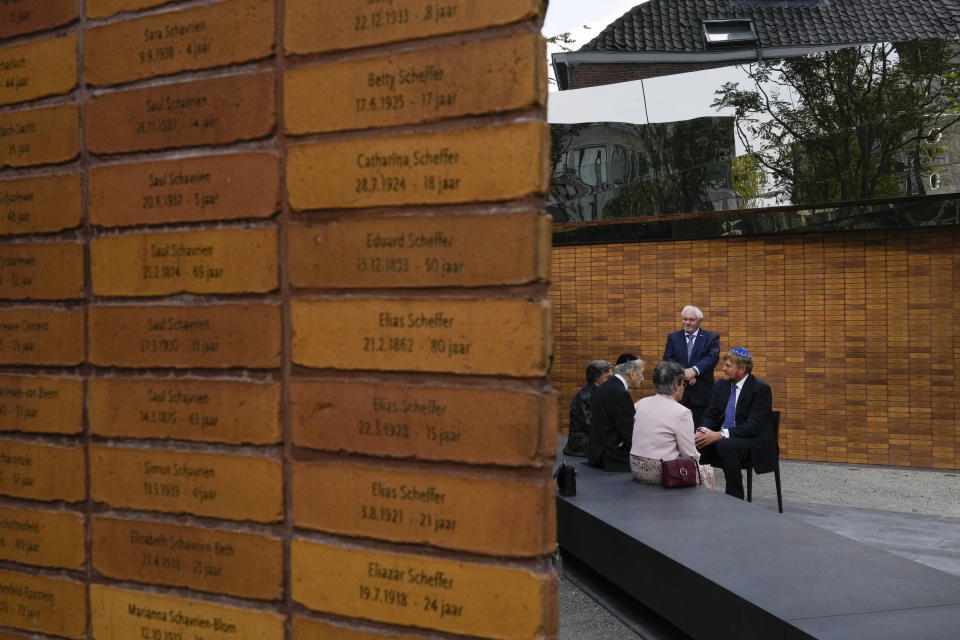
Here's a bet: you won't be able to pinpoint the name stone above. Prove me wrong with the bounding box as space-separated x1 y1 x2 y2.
0 174 81 235
0 308 83 366
291 298 550 376
91 227 278 296
86 73 275 154
0 0 77 40
0 104 78 168
0 439 83 502
0 506 84 570
90 446 283 522
291 541 556 638
89 377 281 444
291 380 555 466
293 461 554 556
89 152 279 227
0 569 85 638
0 34 77 106
88 303 281 369
285 32 543 133
287 121 547 209
0 242 83 299
285 0 542 55
92 516 283 599
0 374 83 435
91 584 284 639
85 0 275 86
288 211 550 288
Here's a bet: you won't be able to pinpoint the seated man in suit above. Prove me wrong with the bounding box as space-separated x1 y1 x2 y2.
588 358 645 472
694 347 773 499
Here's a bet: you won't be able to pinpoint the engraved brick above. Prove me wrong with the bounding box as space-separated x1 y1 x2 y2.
90 445 283 522
0 241 83 299
91 227 278 296
0 374 83 435
0 174 81 236
0 506 84 569
288 211 551 288
0 0 76 38
0 569 85 638
285 0 541 55
0 34 76 106
288 121 547 210
89 152 279 227
285 32 544 134
89 377 281 444
88 303 281 369
293 618 424 640
0 104 78 168
91 516 283 599
85 73 275 154
291 298 550 376
291 541 557 639
0 439 83 502
293 461 554 556
291 380 555 466
0 307 83 365
85 0 274 86
91 584 284 639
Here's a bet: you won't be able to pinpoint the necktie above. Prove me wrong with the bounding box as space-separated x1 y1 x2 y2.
686 333 695 362
723 384 737 429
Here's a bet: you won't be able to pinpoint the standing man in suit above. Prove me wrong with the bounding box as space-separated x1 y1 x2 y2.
588 358 645 472
695 347 773 499
662 305 720 428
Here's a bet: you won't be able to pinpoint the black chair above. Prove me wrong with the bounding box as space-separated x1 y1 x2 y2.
744 410 782 513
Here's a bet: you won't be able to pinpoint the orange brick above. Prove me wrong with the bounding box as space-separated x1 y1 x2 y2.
0 104 78 168
0 439 84 502
0 570 85 638
287 121 548 209
85 0 275 86
0 307 83 365
89 377 281 444
285 32 544 134
293 618 424 640
0 506 84 569
0 0 77 39
88 303 281 369
0 241 83 299
90 445 283 522
291 298 550 376
291 380 555 466
285 0 542 55
91 227 278 296
0 174 81 236
92 516 283 599
288 211 550 288
89 152 279 227
0 34 76 106
0 374 83 435
85 73 275 154
291 540 557 639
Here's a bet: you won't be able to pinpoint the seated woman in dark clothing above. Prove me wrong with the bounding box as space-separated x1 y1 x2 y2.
563 359 613 456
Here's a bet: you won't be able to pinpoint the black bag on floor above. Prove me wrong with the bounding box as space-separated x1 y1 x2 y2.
555 460 577 496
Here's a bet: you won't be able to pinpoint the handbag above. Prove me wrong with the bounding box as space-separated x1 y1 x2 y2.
554 460 577 496
660 456 699 488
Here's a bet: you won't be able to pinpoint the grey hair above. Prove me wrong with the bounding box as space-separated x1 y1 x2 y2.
681 305 703 320
614 358 645 376
653 360 685 395
585 359 613 385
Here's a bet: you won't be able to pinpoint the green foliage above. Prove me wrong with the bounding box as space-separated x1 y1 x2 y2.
731 154 769 208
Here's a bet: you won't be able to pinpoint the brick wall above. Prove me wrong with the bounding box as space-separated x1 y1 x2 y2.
550 228 960 469
565 60 732 89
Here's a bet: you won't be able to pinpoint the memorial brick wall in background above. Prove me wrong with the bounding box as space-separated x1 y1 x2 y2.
0 1 556 638
551 229 960 470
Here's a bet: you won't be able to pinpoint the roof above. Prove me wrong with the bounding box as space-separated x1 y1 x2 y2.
580 0 960 53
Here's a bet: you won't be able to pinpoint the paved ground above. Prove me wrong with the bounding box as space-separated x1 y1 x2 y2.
558 459 960 639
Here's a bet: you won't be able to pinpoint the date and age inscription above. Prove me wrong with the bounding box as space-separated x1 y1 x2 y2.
355 1 458 31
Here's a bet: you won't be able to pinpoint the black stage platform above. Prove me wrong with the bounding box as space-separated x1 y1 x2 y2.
557 459 960 639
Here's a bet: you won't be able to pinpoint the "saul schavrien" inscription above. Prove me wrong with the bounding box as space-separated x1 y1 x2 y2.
287 121 546 209
285 32 542 134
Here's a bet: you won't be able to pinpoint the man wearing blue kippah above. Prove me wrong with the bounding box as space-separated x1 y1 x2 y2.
694 347 773 499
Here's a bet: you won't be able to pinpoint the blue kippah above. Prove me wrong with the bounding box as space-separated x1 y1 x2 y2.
730 347 751 359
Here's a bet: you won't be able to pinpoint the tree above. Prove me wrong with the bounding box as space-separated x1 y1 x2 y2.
712 38 960 205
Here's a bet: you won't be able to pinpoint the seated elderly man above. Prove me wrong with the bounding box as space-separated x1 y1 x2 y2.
694 347 773 499
588 358 645 472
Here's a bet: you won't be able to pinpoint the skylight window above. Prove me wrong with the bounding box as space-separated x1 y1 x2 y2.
702 19 757 47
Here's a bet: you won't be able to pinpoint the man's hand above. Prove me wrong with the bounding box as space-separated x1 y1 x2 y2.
694 428 722 449
683 367 697 382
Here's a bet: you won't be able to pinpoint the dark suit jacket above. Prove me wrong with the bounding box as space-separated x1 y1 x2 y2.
587 376 634 471
700 374 776 472
663 329 719 407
